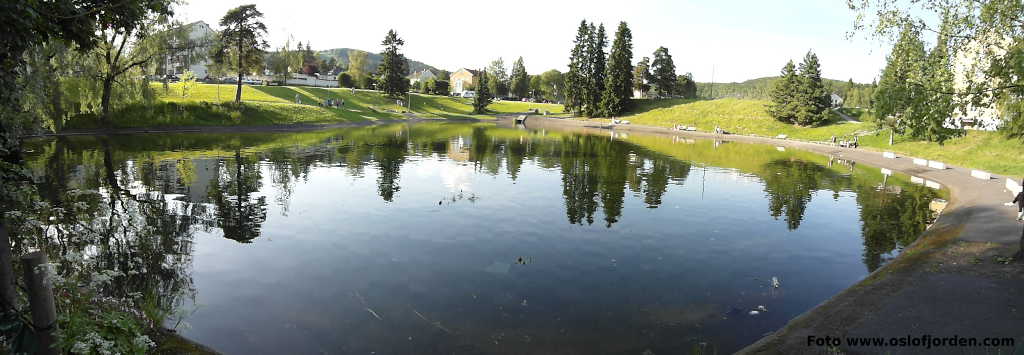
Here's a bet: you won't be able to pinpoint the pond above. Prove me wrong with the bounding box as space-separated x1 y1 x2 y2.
24 121 945 354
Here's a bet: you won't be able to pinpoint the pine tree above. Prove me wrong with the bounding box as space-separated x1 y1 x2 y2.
510 57 529 99
768 60 799 123
874 23 926 142
584 23 607 117
793 51 829 126
650 47 677 98
376 29 409 99
473 69 493 113
600 22 633 117
565 20 591 116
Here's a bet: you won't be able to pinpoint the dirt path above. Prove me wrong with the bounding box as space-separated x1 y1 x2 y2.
519 116 1024 354
834 109 861 123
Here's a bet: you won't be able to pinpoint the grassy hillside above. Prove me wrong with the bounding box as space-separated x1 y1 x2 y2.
695 76 875 108
614 98 1024 177
620 98 866 141
64 83 564 129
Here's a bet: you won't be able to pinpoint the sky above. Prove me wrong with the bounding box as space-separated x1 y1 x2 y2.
176 0 893 83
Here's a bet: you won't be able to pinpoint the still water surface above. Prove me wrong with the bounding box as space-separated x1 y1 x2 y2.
26 122 944 354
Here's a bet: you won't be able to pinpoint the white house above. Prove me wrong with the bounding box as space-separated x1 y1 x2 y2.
162 21 216 79
948 33 1010 131
830 93 844 108
408 69 437 85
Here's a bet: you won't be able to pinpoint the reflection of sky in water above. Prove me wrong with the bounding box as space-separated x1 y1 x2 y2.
24 126 940 354
177 151 906 354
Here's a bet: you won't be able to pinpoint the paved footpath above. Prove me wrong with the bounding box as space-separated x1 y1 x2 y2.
523 117 1024 354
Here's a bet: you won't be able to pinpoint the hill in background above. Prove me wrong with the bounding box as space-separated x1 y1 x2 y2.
316 48 441 75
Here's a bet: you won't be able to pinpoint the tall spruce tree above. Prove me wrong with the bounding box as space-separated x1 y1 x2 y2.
768 60 800 123
565 21 591 116
873 23 926 143
376 29 409 98
474 69 493 113
584 24 607 117
600 22 634 117
650 47 677 98
633 57 651 98
793 51 829 126
510 57 529 99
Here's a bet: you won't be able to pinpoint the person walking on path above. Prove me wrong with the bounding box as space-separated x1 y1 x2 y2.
1012 182 1024 221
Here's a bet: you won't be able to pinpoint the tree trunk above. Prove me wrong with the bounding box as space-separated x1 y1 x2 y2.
100 75 114 127
235 37 243 103
50 79 64 132
888 129 894 146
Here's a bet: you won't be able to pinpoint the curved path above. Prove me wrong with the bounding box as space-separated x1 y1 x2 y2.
519 116 1024 354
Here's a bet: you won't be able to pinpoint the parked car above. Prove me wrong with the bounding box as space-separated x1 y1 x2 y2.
163 74 180 83
461 91 476 98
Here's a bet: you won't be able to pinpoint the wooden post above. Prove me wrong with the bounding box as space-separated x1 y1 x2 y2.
0 223 15 312
20 251 58 355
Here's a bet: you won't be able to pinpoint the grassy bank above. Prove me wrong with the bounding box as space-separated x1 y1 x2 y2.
614 98 1024 177
64 83 565 129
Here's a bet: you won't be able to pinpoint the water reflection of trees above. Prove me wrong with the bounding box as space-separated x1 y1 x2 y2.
25 137 199 328
26 125 941 279
209 149 268 243
758 157 939 271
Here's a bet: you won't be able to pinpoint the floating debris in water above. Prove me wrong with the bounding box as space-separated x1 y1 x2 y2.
755 305 767 312
771 276 781 288
749 310 760 316
521 299 528 306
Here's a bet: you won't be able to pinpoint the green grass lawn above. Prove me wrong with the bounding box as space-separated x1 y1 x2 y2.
612 98 1024 177
619 98 869 141
65 83 566 129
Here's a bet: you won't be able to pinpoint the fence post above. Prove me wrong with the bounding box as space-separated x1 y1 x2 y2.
20 251 58 355
0 222 15 313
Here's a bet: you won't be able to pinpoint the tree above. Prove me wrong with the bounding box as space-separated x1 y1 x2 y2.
473 70 493 113
792 50 830 126
529 75 543 99
633 57 651 98
564 21 591 115
768 60 800 123
212 4 269 103
347 49 372 88
851 0 1017 141
510 57 530 99
338 72 355 88
487 58 509 98
676 73 697 98
433 80 450 96
539 69 564 102
88 0 179 124
584 24 607 117
874 24 926 143
376 30 409 98
600 22 634 117
650 47 677 97
177 70 198 97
